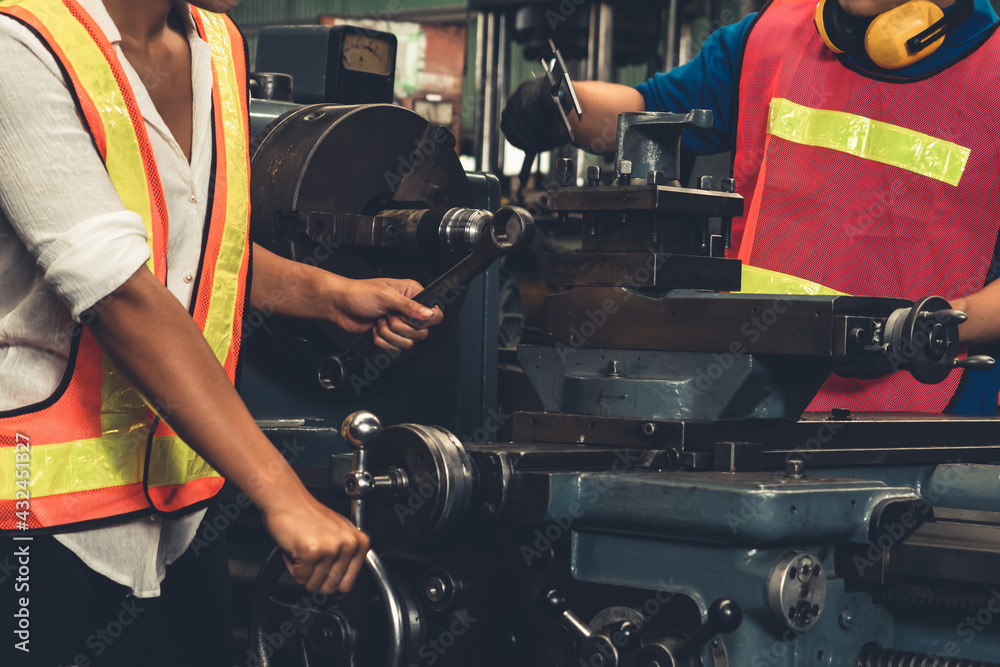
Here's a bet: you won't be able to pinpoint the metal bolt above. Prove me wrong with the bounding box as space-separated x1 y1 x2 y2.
617 160 632 185
720 177 736 193
698 174 715 191
838 606 854 629
607 360 622 376
425 576 447 603
642 422 657 436
786 457 805 478
647 170 667 186
587 165 602 186
556 158 574 187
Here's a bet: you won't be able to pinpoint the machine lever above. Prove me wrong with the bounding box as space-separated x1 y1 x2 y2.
538 589 642 667
672 599 742 661
917 308 967 325
537 589 593 639
951 355 995 370
635 598 742 667
318 206 534 392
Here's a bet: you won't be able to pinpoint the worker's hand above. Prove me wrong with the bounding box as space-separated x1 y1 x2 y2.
501 76 571 153
262 494 371 595
328 277 444 352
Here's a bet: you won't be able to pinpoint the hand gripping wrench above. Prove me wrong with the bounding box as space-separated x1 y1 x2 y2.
318 206 534 392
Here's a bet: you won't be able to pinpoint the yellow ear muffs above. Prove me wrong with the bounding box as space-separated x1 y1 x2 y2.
865 0 945 69
815 0 873 56
815 0 845 53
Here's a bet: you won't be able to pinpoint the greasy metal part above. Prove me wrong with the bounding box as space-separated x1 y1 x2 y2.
614 111 713 185
318 207 533 392
767 552 826 632
857 644 1000 667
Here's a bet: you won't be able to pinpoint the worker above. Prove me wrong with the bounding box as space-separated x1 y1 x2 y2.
501 0 1000 415
0 0 443 665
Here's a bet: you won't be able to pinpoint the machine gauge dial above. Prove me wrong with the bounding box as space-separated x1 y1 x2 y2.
342 32 392 76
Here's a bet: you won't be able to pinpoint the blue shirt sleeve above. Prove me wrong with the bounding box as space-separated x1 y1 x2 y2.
636 13 756 155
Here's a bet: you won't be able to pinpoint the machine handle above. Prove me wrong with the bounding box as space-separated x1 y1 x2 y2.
951 355 995 370
672 599 743 661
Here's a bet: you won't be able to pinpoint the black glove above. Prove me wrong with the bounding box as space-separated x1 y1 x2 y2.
500 76 572 153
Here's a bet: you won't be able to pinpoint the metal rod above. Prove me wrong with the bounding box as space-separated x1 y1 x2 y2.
473 12 488 172
495 11 508 175
587 2 600 81
666 0 678 70
597 3 614 82
480 12 499 173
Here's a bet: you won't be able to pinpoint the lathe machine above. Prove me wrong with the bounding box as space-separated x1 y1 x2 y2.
231 30 1000 667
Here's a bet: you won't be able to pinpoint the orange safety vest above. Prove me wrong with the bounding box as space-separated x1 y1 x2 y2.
0 0 251 533
731 0 1000 412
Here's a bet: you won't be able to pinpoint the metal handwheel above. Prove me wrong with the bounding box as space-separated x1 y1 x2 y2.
248 412 411 667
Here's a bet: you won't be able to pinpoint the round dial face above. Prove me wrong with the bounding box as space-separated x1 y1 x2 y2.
342 32 391 76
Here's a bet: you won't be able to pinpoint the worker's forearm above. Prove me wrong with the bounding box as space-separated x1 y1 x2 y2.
249 242 345 320
951 281 1000 345
568 81 645 155
89 267 309 514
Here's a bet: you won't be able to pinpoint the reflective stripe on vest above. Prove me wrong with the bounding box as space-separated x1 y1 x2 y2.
0 0 250 532
731 0 1000 413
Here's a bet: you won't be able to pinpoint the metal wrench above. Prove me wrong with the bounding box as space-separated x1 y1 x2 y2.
318 206 534 392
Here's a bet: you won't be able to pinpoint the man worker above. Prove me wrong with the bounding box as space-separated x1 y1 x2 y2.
0 0 443 664
502 0 1000 415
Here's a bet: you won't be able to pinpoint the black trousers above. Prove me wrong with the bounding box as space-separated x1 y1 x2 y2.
1 505 232 667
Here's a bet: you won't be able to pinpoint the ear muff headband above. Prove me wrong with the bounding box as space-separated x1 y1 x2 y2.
814 0 974 70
